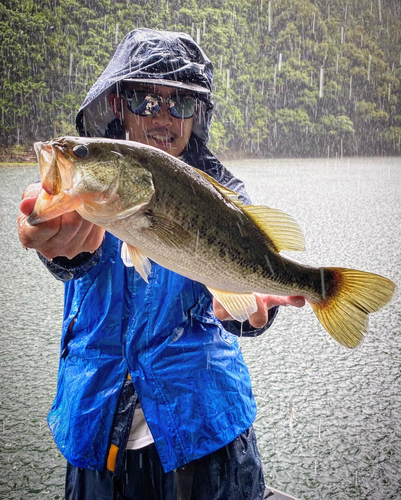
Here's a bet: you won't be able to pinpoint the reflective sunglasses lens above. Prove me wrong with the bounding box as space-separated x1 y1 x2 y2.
127 92 160 116
169 95 196 119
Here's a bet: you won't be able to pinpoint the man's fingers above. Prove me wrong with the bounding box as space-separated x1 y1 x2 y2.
55 222 105 259
19 184 42 216
213 298 231 321
213 294 306 329
284 296 305 308
20 196 38 216
262 295 305 309
248 293 269 328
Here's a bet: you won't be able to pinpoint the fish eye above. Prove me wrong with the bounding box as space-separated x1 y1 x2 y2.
72 144 89 159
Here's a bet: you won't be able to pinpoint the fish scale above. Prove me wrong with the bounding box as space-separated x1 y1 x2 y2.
28 137 396 349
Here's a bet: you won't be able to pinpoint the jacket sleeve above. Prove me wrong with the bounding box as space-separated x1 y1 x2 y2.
37 244 103 282
223 306 279 337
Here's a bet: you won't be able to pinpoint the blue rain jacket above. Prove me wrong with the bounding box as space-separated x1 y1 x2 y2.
44 28 277 474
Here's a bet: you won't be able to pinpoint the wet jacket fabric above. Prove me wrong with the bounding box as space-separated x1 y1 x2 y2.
44 28 277 474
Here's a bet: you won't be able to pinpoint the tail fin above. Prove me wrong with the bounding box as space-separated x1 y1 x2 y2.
310 268 396 349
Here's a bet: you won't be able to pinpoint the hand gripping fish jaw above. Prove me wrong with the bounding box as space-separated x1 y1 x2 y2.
27 141 84 226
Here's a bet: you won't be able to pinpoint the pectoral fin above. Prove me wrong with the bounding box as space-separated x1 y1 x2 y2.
207 287 258 323
146 212 192 249
121 242 152 282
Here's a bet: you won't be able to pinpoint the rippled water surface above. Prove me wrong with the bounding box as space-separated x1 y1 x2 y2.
0 157 400 500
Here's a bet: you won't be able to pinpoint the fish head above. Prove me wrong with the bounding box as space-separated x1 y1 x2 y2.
27 137 154 226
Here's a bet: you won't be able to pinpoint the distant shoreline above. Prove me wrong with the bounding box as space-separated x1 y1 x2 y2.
0 162 37 167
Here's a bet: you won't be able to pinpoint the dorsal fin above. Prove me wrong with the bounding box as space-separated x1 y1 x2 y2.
194 168 241 203
194 168 305 252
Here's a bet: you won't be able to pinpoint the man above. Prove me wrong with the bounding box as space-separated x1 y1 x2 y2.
18 28 304 500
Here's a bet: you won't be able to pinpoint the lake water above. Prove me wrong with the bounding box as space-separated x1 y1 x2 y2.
0 157 400 500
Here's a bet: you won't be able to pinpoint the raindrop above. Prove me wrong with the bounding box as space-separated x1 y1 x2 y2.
278 53 282 72
340 26 345 44
320 269 326 299
268 1 272 32
349 76 353 100
289 401 294 428
226 68 230 89
319 68 324 98
367 54 372 81
115 23 119 45
273 65 277 91
264 254 275 276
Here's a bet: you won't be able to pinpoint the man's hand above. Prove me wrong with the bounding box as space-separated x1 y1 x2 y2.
18 183 105 260
213 293 306 329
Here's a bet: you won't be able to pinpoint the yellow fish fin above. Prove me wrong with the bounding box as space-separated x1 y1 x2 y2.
121 242 152 283
193 168 242 203
194 168 305 252
242 205 306 252
310 268 396 349
207 287 258 323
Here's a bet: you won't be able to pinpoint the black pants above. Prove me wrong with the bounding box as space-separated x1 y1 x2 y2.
65 426 265 500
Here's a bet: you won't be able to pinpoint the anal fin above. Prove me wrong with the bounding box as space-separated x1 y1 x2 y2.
208 287 258 323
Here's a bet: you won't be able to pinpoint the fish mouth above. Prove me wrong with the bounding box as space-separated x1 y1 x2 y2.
34 141 62 196
27 141 82 225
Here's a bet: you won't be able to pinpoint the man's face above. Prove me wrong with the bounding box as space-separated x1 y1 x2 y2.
120 84 195 157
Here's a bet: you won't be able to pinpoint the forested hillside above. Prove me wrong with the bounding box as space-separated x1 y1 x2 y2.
1 0 400 158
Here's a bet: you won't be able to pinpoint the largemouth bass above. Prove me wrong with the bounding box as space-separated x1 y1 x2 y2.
28 137 396 349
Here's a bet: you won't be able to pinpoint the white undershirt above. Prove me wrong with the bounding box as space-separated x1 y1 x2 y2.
126 402 154 450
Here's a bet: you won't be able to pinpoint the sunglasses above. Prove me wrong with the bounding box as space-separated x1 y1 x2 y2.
123 90 197 119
